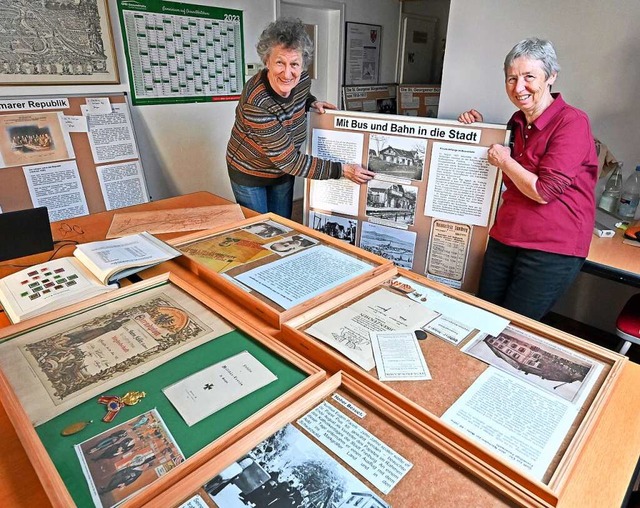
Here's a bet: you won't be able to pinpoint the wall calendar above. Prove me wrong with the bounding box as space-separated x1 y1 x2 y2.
117 0 244 106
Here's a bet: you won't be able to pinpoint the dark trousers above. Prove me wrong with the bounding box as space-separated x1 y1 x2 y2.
478 238 585 321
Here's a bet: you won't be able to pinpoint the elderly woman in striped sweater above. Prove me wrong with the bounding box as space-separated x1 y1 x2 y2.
226 18 374 218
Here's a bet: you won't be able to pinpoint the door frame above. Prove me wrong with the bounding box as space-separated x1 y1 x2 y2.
277 0 346 103
397 13 439 84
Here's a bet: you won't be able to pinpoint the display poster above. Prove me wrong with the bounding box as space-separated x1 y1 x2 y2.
117 0 244 105
397 85 441 117
342 84 397 113
305 110 509 293
0 94 148 218
344 22 382 85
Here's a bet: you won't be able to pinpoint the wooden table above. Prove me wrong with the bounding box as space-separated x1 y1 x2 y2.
1 194 639 507
585 227 640 287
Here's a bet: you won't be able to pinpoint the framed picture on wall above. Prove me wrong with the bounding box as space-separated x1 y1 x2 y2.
304 23 318 80
0 0 119 85
344 22 382 86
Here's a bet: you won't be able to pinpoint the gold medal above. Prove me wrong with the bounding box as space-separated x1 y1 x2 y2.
61 420 93 436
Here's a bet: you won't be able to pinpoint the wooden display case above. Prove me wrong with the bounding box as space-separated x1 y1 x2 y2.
169 213 394 328
278 269 627 507
136 372 527 508
0 273 327 508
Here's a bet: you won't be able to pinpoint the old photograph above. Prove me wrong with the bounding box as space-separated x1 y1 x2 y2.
242 220 292 239
263 234 319 257
204 423 387 508
463 325 599 402
76 409 184 508
309 211 357 245
367 133 427 180
366 180 418 226
360 221 416 269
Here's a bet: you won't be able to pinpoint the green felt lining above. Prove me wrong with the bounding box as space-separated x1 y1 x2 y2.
35 329 307 507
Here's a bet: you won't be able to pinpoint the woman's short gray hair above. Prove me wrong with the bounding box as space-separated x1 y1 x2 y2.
504 38 560 79
256 18 313 69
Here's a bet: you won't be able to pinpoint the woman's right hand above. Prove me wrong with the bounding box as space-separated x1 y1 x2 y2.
458 109 484 124
342 163 375 184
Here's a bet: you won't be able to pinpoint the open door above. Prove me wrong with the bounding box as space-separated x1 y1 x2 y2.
398 14 438 84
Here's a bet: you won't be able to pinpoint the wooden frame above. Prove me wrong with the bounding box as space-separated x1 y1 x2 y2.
278 268 627 507
0 272 326 508
169 213 394 328
0 0 119 85
136 372 534 507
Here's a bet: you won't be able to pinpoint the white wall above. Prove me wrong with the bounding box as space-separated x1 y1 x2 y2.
439 0 640 333
1 0 400 203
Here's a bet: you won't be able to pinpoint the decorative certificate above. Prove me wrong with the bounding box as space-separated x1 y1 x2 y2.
163 351 278 426
0 283 233 425
344 22 382 85
235 245 372 310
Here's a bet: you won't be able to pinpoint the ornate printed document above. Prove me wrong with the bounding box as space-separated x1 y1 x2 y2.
0 283 233 425
163 351 278 426
306 288 438 371
235 245 372 310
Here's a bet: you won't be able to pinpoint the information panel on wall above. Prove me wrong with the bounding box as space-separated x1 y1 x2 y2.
304 110 509 293
397 85 441 118
117 0 244 106
0 94 149 221
342 85 397 114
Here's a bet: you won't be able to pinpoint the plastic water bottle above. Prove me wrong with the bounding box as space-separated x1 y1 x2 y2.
598 163 623 213
617 165 640 219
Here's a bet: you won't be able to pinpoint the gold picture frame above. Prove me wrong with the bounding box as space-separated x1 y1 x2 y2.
0 0 119 85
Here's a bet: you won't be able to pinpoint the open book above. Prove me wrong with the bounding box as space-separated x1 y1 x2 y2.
0 232 180 323
72 232 180 285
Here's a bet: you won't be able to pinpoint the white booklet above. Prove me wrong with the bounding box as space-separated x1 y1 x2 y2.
73 231 180 284
0 257 116 323
163 350 278 426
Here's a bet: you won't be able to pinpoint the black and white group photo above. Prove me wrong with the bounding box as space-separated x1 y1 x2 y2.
204 423 387 508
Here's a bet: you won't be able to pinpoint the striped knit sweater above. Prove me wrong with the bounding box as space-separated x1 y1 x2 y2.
226 69 342 186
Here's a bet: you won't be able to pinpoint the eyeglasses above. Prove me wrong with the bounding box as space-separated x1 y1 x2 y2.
58 223 84 237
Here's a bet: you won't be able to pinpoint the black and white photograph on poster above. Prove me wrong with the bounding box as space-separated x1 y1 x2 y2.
463 325 601 403
204 423 388 508
263 234 319 256
309 211 357 245
360 221 416 269
242 220 293 239
367 133 426 181
376 98 397 114
366 180 417 226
